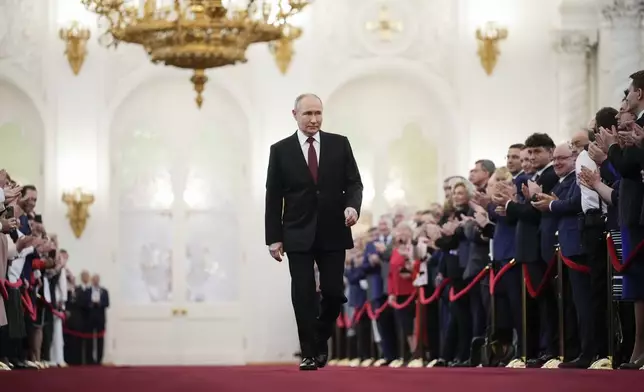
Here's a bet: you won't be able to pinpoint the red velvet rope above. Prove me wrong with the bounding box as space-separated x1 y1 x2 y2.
489 260 516 295
418 278 451 305
448 266 490 302
559 253 591 274
522 256 557 298
63 328 106 339
606 235 644 273
0 279 23 300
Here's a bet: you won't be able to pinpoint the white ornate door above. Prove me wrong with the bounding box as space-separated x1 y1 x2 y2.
110 98 247 365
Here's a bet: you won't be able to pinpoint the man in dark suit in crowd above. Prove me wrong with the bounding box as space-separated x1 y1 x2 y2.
496 133 559 367
84 274 109 365
533 142 591 368
265 93 364 370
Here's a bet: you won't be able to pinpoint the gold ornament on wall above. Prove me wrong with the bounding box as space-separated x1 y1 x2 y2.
365 3 403 42
59 21 91 75
82 0 313 107
475 21 508 76
62 188 95 239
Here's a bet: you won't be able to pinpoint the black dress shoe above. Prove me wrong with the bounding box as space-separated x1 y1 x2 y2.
618 362 642 370
526 354 555 368
315 339 329 368
300 357 318 371
558 357 593 369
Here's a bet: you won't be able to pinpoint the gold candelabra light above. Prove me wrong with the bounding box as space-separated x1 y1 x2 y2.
82 0 313 107
59 21 91 75
62 188 95 239
475 21 508 76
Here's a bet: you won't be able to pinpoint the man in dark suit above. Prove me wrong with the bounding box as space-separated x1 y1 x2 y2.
496 133 559 367
85 274 109 365
265 93 363 370
533 143 591 368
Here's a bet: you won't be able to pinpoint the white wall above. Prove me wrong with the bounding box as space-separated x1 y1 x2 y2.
0 0 633 363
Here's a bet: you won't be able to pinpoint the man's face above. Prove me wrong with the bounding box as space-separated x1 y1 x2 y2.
626 82 643 115
552 145 575 177
618 100 636 128
443 181 452 200
292 96 323 137
468 163 489 187
520 149 533 174
377 220 390 237
91 274 100 287
81 272 90 284
20 189 37 214
506 148 521 174
528 146 552 171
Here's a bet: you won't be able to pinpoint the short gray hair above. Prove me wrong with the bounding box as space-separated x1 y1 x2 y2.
475 159 496 175
294 93 322 110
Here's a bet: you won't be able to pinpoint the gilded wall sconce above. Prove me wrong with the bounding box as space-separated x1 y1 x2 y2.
475 21 508 76
59 21 91 75
62 188 95 239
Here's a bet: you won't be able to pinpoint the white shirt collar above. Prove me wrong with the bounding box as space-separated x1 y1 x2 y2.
535 162 553 176
559 170 574 183
513 170 523 179
297 130 320 146
638 109 644 120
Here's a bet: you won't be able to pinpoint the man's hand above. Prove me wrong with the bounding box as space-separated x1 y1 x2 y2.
268 242 284 262
474 211 490 228
578 165 601 189
344 207 358 227
596 126 618 152
494 206 506 216
374 241 386 253
588 142 607 165
527 180 542 198
16 235 36 253
0 217 17 233
471 191 491 208
531 193 557 211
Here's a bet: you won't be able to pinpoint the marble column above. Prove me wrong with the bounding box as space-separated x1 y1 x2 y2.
555 30 593 141
598 0 644 109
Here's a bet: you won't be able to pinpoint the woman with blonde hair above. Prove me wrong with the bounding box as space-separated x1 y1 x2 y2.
433 179 484 366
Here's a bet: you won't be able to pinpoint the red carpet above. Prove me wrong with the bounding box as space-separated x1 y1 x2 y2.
1 365 642 392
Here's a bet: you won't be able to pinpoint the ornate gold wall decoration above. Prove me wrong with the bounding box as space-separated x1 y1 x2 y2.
59 21 91 75
475 22 508 75
62 188 95 238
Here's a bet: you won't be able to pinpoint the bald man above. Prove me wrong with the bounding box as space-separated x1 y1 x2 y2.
265 93 364 370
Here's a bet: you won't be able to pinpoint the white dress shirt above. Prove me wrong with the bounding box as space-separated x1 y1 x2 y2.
575 150 607 213
297 130 320 165
91 286 101 303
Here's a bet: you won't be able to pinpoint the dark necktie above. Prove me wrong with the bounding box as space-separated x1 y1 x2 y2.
307 137 318 183
534 174 541 183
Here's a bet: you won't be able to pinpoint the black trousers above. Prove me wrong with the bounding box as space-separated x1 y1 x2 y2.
566 255 594 360
374 297 398 361
441 280 472 362
287 250 346 358
423 286 441 360
524 262 559 358
581 223 609 358
491 261 524 348
354 312 372 360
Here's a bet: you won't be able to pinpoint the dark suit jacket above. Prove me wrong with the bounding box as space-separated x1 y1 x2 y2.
540 172 576 262
84 287 109 330
507 165 558 263
265 130 363 252
550 175 583 257
609 116 644 226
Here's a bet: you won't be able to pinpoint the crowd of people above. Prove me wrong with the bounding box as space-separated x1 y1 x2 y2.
0 170 110 371
329 70 644 370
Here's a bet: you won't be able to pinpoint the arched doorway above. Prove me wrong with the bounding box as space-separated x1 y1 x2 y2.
109 76 249 365
324 73 450 222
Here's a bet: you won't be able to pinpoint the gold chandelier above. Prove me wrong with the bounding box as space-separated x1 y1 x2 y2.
82 0 312 107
